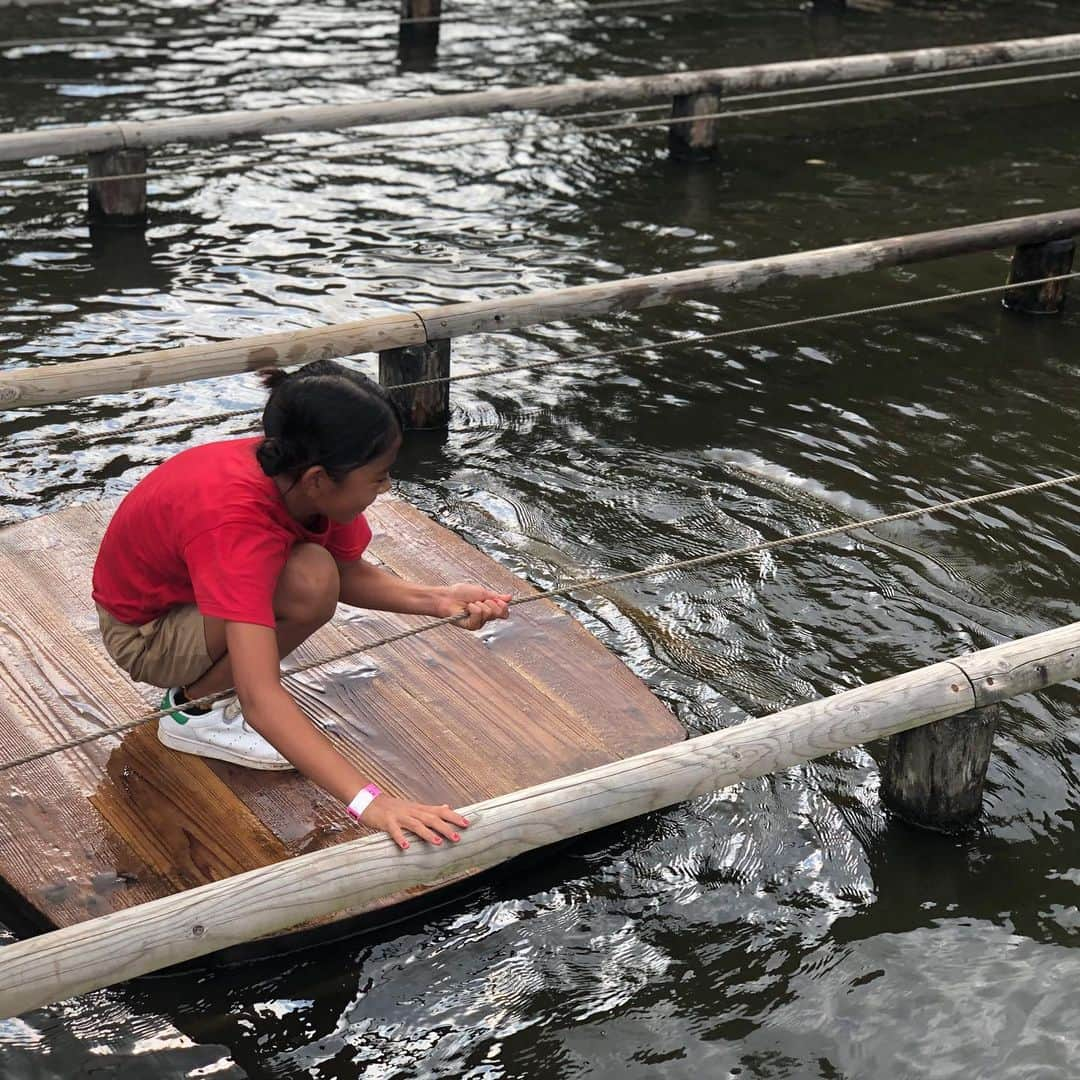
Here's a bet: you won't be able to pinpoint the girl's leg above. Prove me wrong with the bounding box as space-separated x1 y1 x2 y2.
183 543 340 701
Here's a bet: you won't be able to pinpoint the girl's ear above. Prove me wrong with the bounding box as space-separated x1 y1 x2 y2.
300 464 329 493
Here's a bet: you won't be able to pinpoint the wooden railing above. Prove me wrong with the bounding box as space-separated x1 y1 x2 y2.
0 207 1076 422
3 33 1080 161
0 619 1077 1018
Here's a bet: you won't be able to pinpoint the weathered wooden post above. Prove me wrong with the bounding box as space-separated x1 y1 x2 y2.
880 703 999 832
379 339 450 428
668 91 721 161
87 148 147 227
398 0 441 72
1002 237 1075 315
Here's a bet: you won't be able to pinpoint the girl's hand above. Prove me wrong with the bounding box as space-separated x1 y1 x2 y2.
437 584 512 630
360 795 469 851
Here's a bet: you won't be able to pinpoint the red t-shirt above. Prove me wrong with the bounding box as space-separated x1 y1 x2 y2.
92 437 372 628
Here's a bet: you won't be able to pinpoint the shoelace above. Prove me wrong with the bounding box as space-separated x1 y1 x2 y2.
220 697 250 730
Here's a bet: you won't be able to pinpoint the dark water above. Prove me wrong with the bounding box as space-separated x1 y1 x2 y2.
3 0 1080 1076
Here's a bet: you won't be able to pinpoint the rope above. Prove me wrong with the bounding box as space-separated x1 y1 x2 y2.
6 57 1080 196
7 271 1077 451
1 469 1075 774
580 65 1080 135
5 51 1074 184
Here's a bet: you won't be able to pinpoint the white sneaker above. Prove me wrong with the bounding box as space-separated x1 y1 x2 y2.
157 689 294 771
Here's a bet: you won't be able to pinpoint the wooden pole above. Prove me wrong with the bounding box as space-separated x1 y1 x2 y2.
1002 237 1075 315
668 92 721 161
880 704 998 831
379 338 451 428
3 33 1080 161
1 621 1080 1019
0 313 427 409
419 208 1080 338
87 148 147 227
2 207 1080 409
398 0 441 72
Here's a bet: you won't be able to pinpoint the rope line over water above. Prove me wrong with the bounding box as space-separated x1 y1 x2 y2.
5 58 1080 196
1 469 1076 773
4 51 1075 183
7 272 1077 452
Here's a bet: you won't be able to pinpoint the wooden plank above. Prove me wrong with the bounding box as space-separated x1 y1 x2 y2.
369 499 683 756
216 618 504 855
0 502 512 857
0 498 681 880
6 207 1080 408
89 725 288 892
0 689 168 929
0 532 291 922
2 33 1080 159
0 653 987 1018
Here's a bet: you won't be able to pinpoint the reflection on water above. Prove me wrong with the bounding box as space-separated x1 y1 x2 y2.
3 0 1080 1076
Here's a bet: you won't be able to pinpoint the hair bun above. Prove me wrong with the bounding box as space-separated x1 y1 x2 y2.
259 367 291 390
255 435 290 475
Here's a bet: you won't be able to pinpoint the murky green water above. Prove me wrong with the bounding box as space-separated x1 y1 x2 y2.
2 0 1080 1076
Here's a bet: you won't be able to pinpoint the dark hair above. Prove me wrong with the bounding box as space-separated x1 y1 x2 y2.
256 360 403 481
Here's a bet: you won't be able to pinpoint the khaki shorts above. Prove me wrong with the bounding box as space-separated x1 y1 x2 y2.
96 603 214 689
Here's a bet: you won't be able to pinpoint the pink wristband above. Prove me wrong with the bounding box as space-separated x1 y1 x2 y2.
346 783 382 822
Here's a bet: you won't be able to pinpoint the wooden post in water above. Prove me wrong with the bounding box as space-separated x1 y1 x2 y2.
1002 237 1075 315
379 338 451 428
880 703 999 832
398 0 442 72
87 148 147 227
668 92 721 161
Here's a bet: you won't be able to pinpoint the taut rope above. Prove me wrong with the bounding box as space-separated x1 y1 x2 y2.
6 272 1077 451
0 470 1076 772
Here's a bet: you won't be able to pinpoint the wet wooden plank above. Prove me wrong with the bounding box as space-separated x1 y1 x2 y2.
0 542 290 922
0 699 167 930
369 499 684 756
0 494 683 931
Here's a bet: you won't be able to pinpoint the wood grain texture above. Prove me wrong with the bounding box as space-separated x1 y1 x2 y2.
0 312 427 407
1003 238 1075 315
0 495 683 931
87 148 147 226
2 34 1080 159
370 499 677 759
6 208 1080 408
880 704 999 832
0 658 979 1018
378 338 451 429
0 543 290 917
951 622 1080 706
418 209 1080 339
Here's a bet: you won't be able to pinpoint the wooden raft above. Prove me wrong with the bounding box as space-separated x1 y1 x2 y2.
0 496 684 935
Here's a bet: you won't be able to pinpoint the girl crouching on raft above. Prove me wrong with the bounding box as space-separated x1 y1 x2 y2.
91 359 511 851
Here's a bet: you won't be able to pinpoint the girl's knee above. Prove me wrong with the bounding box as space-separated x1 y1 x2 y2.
275 544 340 624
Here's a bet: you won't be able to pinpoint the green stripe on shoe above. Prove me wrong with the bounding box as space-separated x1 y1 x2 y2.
161 690 189 725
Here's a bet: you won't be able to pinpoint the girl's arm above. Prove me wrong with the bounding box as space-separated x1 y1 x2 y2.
226 621 468 850
338 557 510 630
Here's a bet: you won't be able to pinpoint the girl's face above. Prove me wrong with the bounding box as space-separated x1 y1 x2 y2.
307 439 400 524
